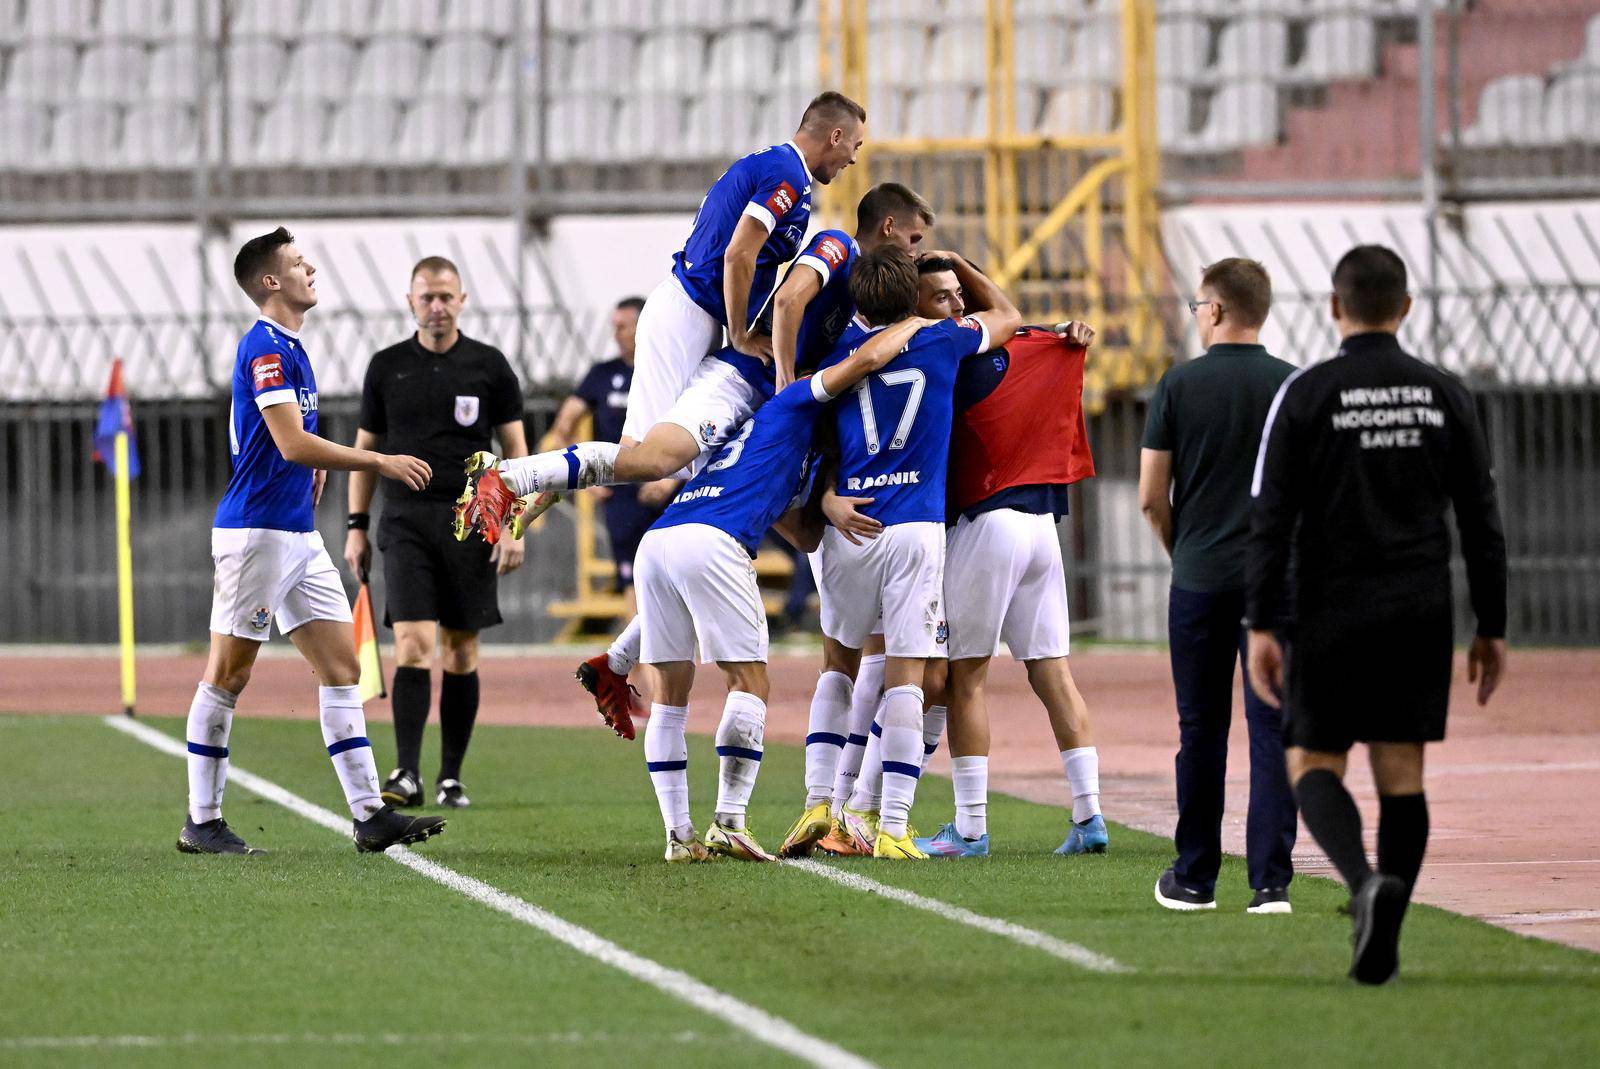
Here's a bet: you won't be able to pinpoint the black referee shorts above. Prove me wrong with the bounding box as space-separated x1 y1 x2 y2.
377 501 503 632
1284 581 1454 753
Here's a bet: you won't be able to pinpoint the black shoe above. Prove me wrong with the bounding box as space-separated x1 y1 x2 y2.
354 805 447 853
381 768 423 808
1349 874 1406 985
1247 887 1292 914
436 778 471 808
1154 867 1215 911
177 817 266 855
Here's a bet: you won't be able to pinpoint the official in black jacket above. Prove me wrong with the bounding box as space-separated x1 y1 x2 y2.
1243 245 1507 985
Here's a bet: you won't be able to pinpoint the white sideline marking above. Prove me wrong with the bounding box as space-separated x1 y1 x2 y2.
1478 910 1600 926
104 716 879 1069
0 1031 702 1051
784 858 1129 974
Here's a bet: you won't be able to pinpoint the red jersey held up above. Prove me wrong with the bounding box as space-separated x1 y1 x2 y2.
950 327 1095 515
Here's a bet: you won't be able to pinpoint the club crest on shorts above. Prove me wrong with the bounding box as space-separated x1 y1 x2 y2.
454 395 481 426
698 420 718 445
248 606 271 632
935 620 949 645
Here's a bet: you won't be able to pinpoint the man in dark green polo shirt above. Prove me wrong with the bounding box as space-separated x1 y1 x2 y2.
1139 257 1298 914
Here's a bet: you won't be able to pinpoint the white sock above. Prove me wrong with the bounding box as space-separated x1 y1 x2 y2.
921 704 946 771
645 703 691 838
320 685 383 820
847 706 885 813
952 755 989 839
500 441 619 495
804 671 852 807
1062 746 1102 822
714 691 766 828
877 684 925 839
831 653 884 817
185 682 236 823
608 616 642 676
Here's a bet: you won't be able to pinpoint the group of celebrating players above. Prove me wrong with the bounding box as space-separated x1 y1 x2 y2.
454 91 1108 863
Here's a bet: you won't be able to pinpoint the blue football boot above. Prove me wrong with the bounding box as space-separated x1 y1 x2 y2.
913 822 990 858
1054 813 1109 855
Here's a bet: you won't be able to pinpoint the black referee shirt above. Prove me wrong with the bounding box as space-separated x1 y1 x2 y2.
358 332 523 502
1245 331 1507 636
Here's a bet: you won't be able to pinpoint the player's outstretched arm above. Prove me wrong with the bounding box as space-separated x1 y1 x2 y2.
771 262 825 391
815 315 939 399
262 403 431 489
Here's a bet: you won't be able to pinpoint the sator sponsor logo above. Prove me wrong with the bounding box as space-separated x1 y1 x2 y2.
251 355 285 389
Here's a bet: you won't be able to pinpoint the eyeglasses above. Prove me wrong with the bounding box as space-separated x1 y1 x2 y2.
1187 299 1218 315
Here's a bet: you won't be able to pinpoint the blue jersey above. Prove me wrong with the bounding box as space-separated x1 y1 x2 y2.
716 228 859 400
214 317 320 532
672 141 814 327
824 315 992 526
652 380 825 555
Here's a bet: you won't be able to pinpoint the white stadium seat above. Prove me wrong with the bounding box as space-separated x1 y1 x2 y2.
44 102 120 170
545 92 619 162
1284 16 1379 85
464 94 512 162
423 33 502 98
564 31 637 92
1462 75 1552 147
371 0 445 38
607 94 684 160
901 86 980 140
19 0 94 41
1155 18 1211 84
395 96 474 161
248 97 332 164
703 29 780 91
350 38 427 97
774 26 820 93
683 89 762 160
1158 83 1194 145
282 39 359 101
865 25 928 94
443 0 519 37
1211 18 1291 83
635 31 705 93
226 40 289 105
98 0 171 41
1181 81 1279 152
0 100 49 167
0 0 20 47
77 42 150 103
927 22 991 88
1014 17 1073 86
325 96 404 163
301 0 374 37
1545 72 1600 143
146 41 202 101
228 0 306 41
117 101 198 168
5 43 79 104
1035 84 1115 136
1072 14 1122 84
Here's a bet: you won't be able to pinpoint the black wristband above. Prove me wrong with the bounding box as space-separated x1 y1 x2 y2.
346 513 370 531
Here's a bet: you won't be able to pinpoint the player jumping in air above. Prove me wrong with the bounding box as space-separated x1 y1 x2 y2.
178 227 446 856
633 315 938 862
455 102 872 737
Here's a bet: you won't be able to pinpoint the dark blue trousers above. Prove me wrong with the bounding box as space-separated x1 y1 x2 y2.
1168 586 1297 894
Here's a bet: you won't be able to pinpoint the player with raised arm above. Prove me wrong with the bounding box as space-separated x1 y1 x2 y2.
812 246 1021 860
633 314 937 862
178 228 447 856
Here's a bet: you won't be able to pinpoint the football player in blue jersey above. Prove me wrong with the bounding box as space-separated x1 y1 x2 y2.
632 311 938 863
456 92 867 533
178 227 447 856
816 247 1021 859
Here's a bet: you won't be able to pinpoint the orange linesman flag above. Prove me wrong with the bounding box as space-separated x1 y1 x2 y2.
352 578 386 702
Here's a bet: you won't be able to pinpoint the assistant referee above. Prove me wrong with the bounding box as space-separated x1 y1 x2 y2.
343 255 528 811
1245 244 1507 985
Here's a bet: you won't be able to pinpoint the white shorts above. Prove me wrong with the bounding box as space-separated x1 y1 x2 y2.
818 522 946 659
808 544 884 639
208 527 352 641
635 524 768 665
657 354 763 467
945 508 1071 661
621 275 725 443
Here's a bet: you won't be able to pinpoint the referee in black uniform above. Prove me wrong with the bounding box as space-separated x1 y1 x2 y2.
343 255 528 810
1245 244 1508 985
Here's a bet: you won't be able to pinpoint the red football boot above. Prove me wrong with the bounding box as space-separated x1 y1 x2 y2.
575 652 644 740
453 452 516 545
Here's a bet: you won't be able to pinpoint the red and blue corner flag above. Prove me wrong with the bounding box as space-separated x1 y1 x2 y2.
92 358 141 479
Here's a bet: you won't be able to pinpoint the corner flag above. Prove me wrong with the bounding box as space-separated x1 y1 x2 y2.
92 358 141 478
353 570 387 703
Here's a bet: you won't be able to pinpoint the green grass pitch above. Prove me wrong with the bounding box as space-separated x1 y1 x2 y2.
2 713 1596 1068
